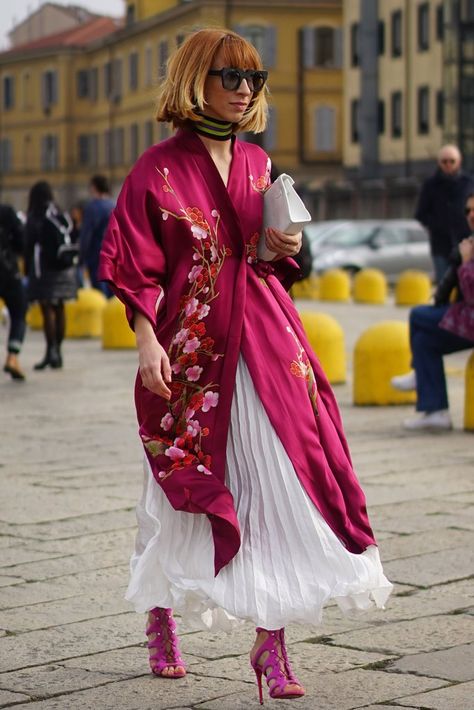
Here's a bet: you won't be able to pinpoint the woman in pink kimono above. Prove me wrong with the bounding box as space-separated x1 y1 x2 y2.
100 28 392 704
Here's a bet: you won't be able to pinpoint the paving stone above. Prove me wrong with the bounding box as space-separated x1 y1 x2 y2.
390 643 474 682
0 665 131 699
396 680 474 709
328 614 474 655
0 547 65 568
0 689 31 705
1 509 136 541
5 675 251 710
0 574 24 587
379 528 474 562
383 546 474 587
196 668 445 710
62 647 153 676
27 528 136 556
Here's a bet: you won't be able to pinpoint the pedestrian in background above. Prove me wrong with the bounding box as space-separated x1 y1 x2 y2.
415 144 474 283
79 175 114 296
0 204 27 380
392 193 474 430
100 28 392 704
25 181 78 370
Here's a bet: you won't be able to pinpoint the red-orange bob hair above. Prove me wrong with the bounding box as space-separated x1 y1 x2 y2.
156 28 268 133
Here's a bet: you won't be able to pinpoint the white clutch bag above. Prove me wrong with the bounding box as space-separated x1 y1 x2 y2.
259 173 311 261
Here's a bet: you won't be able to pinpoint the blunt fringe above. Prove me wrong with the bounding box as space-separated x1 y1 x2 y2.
156 28 268 134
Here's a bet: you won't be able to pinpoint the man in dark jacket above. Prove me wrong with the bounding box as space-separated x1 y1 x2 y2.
415 144 474 283
0 204 27 380
79 174 115 296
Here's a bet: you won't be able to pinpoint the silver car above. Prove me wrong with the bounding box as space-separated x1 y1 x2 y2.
307 220 432 283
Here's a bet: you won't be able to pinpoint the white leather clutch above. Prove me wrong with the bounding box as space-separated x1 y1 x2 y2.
259 173 311 261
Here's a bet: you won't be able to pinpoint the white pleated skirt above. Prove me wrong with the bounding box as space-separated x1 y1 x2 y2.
126 356 393 630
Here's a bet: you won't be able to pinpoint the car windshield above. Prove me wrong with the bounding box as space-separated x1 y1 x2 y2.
321 224 377 248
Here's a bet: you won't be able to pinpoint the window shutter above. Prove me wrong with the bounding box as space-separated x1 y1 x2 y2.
315 105 335 151
263 106 277 150
334 28 343 67
264 26 277 68
51 71 58 104
302 27 316 68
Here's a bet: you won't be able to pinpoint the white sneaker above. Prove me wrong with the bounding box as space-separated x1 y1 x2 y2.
391 371 417 391
403 410 453 431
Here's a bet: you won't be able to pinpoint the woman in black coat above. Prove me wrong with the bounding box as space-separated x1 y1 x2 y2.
25 181 78 369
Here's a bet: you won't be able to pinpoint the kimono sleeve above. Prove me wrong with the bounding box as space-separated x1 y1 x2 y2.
99 172 166 330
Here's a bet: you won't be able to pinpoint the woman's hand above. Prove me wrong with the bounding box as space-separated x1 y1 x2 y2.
459 236 474 264
134 312 172 400
264 227 302 259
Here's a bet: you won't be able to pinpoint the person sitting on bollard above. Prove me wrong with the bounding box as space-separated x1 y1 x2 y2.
99 28 392 705
0 204 27 380
392 193 474 430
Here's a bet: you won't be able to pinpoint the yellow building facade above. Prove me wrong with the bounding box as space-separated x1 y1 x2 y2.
0 0 344 210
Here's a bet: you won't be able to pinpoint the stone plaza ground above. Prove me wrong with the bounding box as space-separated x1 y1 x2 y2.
0 299 473 709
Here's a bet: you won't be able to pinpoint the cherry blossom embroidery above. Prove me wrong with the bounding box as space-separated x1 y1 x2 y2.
286 326 319 416
143 168 228 480
249 157 272 194
246 232 259 264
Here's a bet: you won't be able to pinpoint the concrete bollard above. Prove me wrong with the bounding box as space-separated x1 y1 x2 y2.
291 275 320 300
353 268 387 304
464 351 474 431
395 270 432 306
300 311 346 383
65 288 107 338
353 321 416 405
102 296 136 349
26 302 43 330
319 269 351 302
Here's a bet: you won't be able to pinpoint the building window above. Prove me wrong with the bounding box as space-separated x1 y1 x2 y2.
104 62 112 97
129 52 139 91
350 23 360 67
158 40 168 80
41 134 59 170
89 68 98 101
315 105 335 151
418 86 430 134
391 91 402 137
41 70 58 110
144 46 153 87
112 127 124 166
130 123 139 163
302 26 342 68
78 134 98 167
158 123 168 142
234 25 276 68
461 0 474 21
378 100 385 134
436 4 444 40
262 106 277 151
378 21 385 55
3 76 15 109
126 3 135 25
104 130 112 167
176 34 185 47
391 10 403 57
77 70 89 98
351 99 360 142
418 3 430 51
104 60 122 100
144 120 154 148
0 139 12 172
436 89 444 125
22 72 31 110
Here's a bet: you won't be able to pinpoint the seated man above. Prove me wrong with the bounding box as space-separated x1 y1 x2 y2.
391 193 474 430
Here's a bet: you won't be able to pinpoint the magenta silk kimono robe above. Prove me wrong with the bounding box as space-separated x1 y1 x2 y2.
99 128 376 576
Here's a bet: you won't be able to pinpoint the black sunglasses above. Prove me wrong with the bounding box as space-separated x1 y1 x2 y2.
207 67 268 93
465 206 474 214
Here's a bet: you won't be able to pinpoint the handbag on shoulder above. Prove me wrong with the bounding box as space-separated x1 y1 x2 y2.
259 173 311 261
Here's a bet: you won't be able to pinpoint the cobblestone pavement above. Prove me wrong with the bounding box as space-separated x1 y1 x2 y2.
0 300 473 709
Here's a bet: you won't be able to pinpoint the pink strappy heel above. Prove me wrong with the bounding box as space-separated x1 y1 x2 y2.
146 607 186 678
250 627 305 704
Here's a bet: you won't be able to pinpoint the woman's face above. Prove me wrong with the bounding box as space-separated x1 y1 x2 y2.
203 47 253 123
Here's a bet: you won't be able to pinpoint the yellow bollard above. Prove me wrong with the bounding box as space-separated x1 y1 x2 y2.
353 321 416 405
26 302 43 330
319 269 351 302
464 351 474 431
102 296 136 349
65 288 107 338
300 311 346 383
395 270 432 306
291 275 320 300
353 269 387 304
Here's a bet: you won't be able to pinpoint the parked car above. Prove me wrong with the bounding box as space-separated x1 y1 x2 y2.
306 219 432 282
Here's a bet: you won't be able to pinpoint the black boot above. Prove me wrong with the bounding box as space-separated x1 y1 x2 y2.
49 344 62 369
34 346 52 370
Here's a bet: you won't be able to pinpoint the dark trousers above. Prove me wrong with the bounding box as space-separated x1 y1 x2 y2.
410 305 474 412
432 255 451 284
0 275 27 354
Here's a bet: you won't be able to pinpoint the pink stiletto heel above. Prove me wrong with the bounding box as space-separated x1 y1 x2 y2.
250 627 305 704
146 607 186 678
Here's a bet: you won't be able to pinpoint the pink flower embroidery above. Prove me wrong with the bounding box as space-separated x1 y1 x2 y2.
160 413 175 431
187 419 201 437
196 303 210 320
171 362 182 374
185 365 203 382
183 337 200 353
210 245 218 262
202 391 219 412
191 224 207 240
185 406 195 420
173 328 189 346
197 464 212 475
185 298 199 317
188 265 204 283
165 445 186 461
